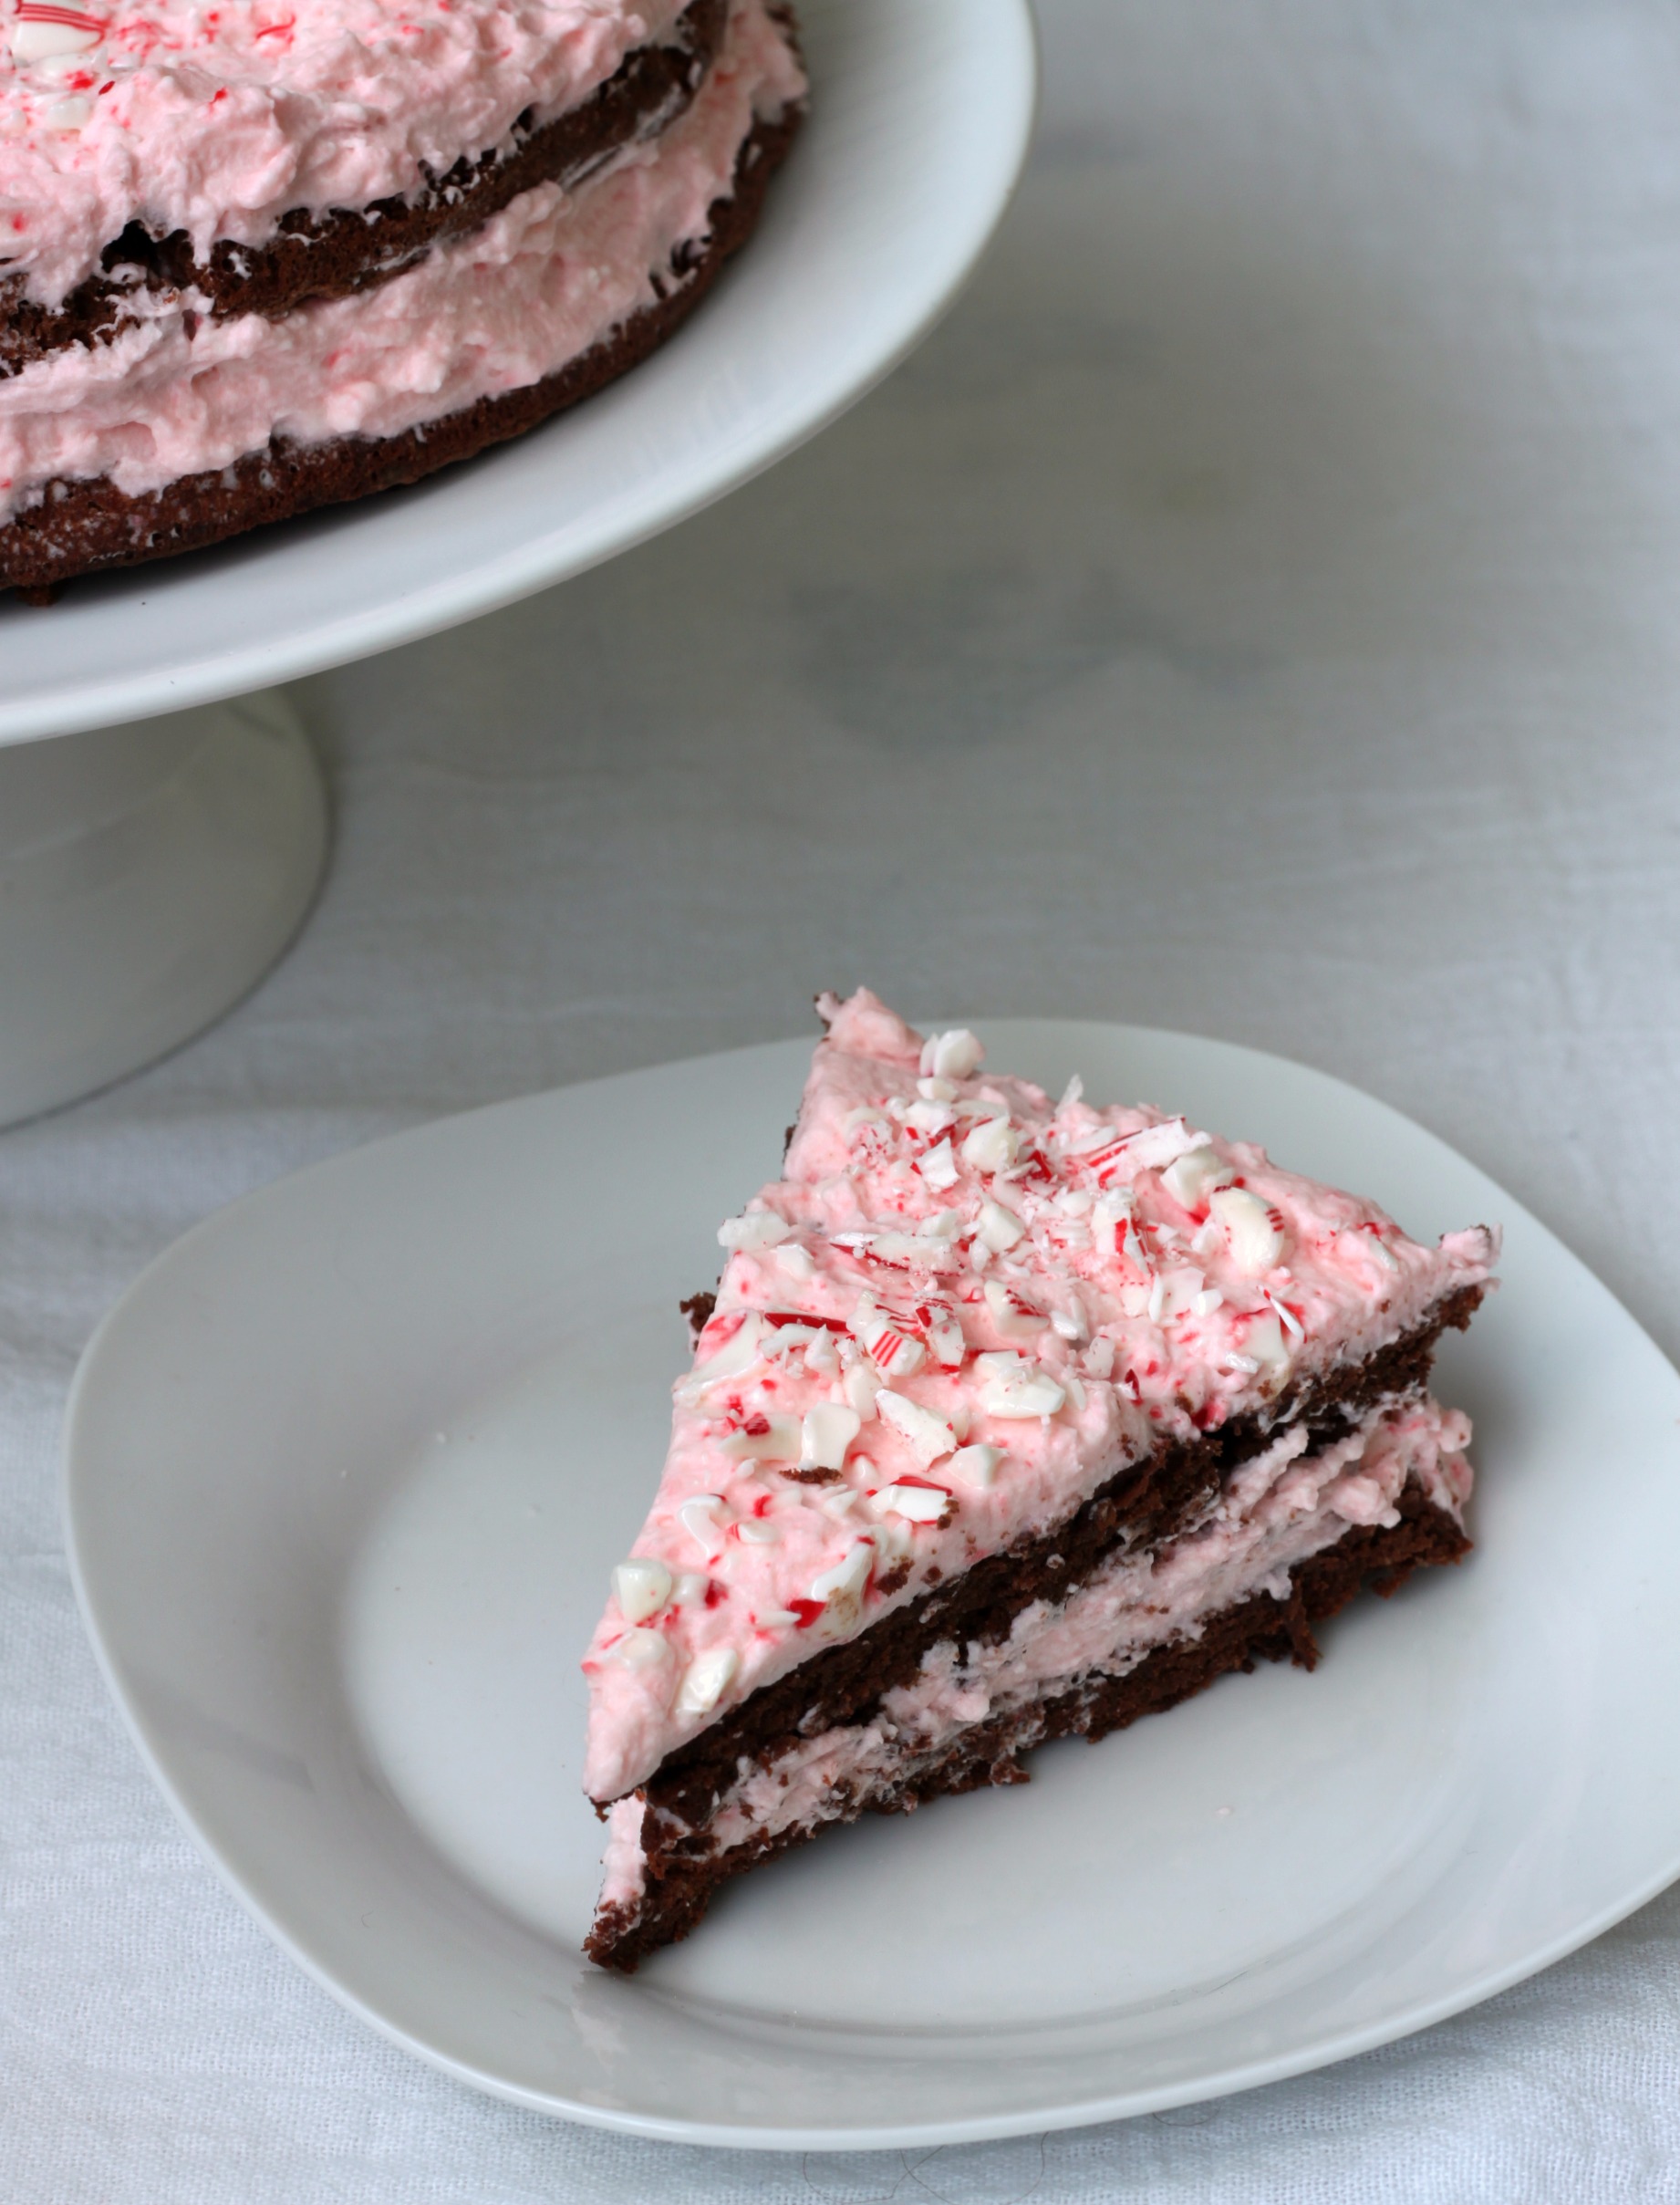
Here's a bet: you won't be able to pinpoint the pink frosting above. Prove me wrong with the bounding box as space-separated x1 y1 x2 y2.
598 1395 1476 1903
0 0 700 307
582 991 1498 1804
0 0 803 520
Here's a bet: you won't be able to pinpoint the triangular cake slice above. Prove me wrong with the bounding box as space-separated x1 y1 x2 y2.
583 991 1498 1969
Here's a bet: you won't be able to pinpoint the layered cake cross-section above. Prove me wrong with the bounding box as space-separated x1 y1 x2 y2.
0 0 804 595
583 992 1498 1971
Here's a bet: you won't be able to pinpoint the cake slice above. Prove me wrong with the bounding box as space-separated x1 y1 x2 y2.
583 991 1498 1971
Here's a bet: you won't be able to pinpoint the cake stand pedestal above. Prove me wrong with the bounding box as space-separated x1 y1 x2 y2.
0 693 327 1129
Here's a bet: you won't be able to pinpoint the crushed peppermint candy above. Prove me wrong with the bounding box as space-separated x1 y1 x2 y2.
581 987 1499 1813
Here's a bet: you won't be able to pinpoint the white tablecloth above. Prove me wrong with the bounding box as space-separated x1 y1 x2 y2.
9 1 1680 2193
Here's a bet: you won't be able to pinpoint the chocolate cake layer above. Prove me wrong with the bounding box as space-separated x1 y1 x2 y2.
0 102 799 599
637 1285 1484 1836
587 1476 1469 1971
0 0 729 379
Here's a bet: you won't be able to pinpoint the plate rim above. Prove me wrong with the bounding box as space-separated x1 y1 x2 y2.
0 0 1040 748
61 1018 1680 2149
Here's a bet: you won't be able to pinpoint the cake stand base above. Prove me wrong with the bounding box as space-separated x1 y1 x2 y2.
0 692 327 1129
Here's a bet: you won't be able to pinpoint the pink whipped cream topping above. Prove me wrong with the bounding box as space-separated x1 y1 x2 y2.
596 1394 1475 1908
0 0 699 307
582 990 1498 1805
0 0 802 520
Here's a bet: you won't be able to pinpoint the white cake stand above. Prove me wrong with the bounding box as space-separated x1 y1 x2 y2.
0 0 1036 1128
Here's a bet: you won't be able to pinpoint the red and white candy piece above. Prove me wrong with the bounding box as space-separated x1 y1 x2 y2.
984 1278 1044 1344
612 1556 673 1624
855 1302 926 1379
13 5 103 63
721 1411 801 1462
1163 1143 1235 1210
681 1312 764 1393
808 1540 874 1628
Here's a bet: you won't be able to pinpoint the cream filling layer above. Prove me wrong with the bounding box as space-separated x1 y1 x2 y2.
0 0 802 525
596 1396 1472 1914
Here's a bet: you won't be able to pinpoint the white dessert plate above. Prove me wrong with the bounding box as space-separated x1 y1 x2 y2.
0 0 1036 745
63 1022 1680 2149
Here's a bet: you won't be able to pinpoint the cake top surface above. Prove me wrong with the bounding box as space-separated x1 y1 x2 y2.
581 989 1498 1803
0 0 690 304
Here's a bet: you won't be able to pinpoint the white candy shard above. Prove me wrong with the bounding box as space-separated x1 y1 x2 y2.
961 1115 1020 1175
977 1198 1025 1253
684 1313 764 1389
870 1517 913 1563
1163 1144 1236 1210
1211 1186 1285 1275
1050 1293 1089 1345
1241 1310 1291 1379
676 1646 740 1717
844 1362 880 1420
918 1076 957 1103
917 1138 960 1191
1084 1334 1116 1378
14 20 99 59
671 1572 710 1607
801 1400 861 1472
949 1442 1002 1489
923 1305 967 1368
679 1494 730 1561
976 1351 1067 1420
737 1520 782 1545
775 1243 815 1280
612 1557 673 1624
721 1413 802 1461
906 1099 956 1138
617 1629 671 1670
1123 1118 1205 1172
922 1028 984 1080
984 1277 1044 1343
754 1607 802 1629
1192 1286 1225 1317
809 1540 875 1625
876 1389 959 1464
874 1481 949 1524
718 1210 793 1253
44 91 93 127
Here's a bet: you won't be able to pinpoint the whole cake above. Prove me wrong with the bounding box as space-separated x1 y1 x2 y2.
582 991 1499 1971
0 0 805 597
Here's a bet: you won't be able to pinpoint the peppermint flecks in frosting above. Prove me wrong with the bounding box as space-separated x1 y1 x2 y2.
0 0 804 522
0 0 695 306
581 990 1499 1804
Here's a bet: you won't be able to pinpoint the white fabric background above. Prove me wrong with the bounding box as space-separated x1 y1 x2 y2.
9 0 1680 2193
